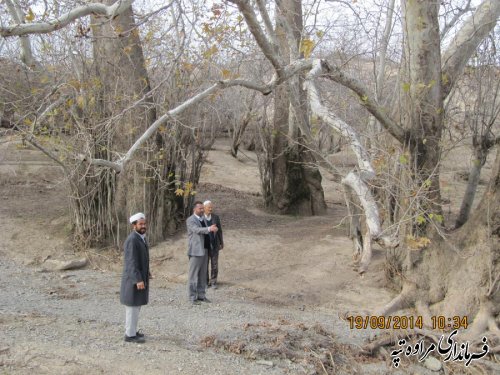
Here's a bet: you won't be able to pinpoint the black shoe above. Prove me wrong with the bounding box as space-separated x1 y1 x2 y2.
136 331 144 338
198 297 211 303
124 335 145 343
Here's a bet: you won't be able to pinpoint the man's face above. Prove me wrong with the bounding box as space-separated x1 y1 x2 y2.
134 218 147 234
194 203 204 216
204 203 213 215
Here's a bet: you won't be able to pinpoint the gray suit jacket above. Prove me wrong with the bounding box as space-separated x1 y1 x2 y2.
186 214 210 257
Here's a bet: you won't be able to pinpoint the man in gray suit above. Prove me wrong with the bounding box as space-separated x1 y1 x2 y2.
187 201 218 305
120 212 150 343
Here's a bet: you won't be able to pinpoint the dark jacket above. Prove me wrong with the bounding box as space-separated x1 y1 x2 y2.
205 213 224 251
120 231 150 306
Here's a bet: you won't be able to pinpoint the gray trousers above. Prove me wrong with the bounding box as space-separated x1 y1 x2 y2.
125 305 141 337
188 254 208 301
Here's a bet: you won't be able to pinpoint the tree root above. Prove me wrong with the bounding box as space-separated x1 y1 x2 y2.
465 298 499 340
374 288 415 316
361 334 397 354
415 300 433 329
361 328 439 354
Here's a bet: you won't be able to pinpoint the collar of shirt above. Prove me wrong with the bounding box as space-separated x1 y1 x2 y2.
194 214 203 221
204 214 212 221
135 231 146 243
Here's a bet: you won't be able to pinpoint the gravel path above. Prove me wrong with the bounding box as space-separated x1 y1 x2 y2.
1 256 379 375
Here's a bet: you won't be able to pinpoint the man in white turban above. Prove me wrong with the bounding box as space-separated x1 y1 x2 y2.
120 212 150 343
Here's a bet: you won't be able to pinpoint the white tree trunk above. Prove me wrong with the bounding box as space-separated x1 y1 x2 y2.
305 60 397 273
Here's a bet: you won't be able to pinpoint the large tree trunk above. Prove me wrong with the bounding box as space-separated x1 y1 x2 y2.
70 2 176 247
374 1 500 341
401 0 443 236
267 0 326 215
92 3 156 245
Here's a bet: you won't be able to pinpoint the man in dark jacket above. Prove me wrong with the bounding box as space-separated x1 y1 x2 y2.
204 200 224 289
120 212 150 343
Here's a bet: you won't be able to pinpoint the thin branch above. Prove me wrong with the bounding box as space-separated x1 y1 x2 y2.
13 125 69 174
32 95 68 133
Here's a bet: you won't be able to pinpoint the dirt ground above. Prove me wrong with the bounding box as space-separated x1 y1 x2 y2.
0 135 492 374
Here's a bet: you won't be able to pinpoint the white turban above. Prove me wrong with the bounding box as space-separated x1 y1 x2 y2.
203 200 212 206
129 212 145 224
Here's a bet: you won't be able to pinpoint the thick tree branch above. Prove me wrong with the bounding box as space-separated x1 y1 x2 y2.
256 0 277 48
375 0 395 99
12 124 69 174
306 61 374 175
85 61 314 172
0 0 134 37
321 60 406 142
441 0 500 97
78 155 123 173
228 0 284 75
305 60 398 273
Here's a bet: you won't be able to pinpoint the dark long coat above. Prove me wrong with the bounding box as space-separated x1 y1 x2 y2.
205 213 224 253
120 231 150 306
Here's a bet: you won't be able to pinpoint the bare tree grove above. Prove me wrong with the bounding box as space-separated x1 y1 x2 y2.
1 0 499 362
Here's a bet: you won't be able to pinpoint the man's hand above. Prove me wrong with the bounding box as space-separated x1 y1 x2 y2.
137 281 145 290
209 224 218 232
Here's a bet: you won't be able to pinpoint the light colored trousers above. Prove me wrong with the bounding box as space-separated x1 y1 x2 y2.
125 305 141 337
188 254 208 301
